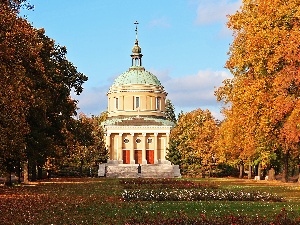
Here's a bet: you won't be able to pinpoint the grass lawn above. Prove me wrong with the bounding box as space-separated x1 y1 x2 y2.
0 177 300 224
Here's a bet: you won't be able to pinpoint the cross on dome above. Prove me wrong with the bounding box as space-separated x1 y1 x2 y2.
134 21 139 40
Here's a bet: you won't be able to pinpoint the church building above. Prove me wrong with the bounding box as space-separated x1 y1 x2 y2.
102 22 180 178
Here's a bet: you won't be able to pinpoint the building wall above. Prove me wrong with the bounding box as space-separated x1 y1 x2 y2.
106 128 170 165
107 84 166 118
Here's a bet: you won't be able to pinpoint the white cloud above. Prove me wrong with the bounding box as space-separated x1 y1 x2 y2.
74 70 232 120
149 17 171 28
194 0 242 25
72 85 109 116
154 69 232 118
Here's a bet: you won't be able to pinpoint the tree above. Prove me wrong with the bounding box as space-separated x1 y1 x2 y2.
216 0 300 182
0 1 88 183
56 112 108 177
1 0 33 12
169 109 218 175
165 99 176 123
25 29 87 180
0 2 41 184
166 139 181 166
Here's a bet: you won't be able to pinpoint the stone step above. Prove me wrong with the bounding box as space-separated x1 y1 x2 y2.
104 164 181 178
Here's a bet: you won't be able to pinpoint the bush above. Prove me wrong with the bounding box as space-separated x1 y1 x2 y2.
181 164 204 177
215 163 239 177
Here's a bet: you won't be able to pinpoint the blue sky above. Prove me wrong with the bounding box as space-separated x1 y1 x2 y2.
23 0 242 119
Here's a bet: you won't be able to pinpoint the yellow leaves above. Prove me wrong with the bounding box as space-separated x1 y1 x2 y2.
170 109 218 164
279 102 300 148
227 0 300 79
217 0 300 164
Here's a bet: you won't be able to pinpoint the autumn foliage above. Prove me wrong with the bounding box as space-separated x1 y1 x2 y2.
216 0 300 181
0 1 92 183
167 109 218 175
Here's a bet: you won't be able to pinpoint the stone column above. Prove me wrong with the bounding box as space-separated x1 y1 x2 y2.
118 133 123 163
120 96 124 110
142 133 147 164
106 133 112 160
130 133 135 164
154 133 158 164
165 133 170 161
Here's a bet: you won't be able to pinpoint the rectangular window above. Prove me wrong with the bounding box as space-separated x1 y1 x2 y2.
135 96 140 108
115 97 118 109
156 97 161 110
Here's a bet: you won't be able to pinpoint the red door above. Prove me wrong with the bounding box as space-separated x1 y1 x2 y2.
134 150 142 164
146 150 154 164
123 150 130 164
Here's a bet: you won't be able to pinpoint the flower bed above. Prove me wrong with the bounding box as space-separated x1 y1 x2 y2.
119 178 217 189
122 189 284 202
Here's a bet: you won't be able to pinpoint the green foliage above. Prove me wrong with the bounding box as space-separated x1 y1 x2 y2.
166 139 181 165
25 30 88 180
165 99 177 123
182 164 203 177
54 112 108 176
215 163 239 177
0 5 87 181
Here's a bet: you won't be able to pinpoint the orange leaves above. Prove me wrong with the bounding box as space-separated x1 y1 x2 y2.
227 0 300 79
217 0 300 165
1 3 88 178
279 101 300 151
0 6 39 158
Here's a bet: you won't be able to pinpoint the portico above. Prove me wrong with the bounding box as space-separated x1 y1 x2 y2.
106 125 170 165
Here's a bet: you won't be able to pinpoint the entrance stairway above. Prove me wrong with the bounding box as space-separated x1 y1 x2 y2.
104 163 181 178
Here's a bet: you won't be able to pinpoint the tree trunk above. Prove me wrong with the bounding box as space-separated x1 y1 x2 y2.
47 169 51 179
4 171 12 186
257 163 262 179
248 164 252 179
16 161 21 183
281 152 289 183
31 161 37 181
298 165 300 183
37 165 43 180
80 158 84 177
239 163 244 179
23 161 29 184
291 165 296 177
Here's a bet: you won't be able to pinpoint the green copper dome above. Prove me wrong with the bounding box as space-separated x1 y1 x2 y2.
112 66 162 86
111 22 162 87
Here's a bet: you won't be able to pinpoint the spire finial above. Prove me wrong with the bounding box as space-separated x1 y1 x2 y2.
134 21 139 40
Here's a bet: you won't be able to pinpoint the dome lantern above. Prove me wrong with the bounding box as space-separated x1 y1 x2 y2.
131 21 143 67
